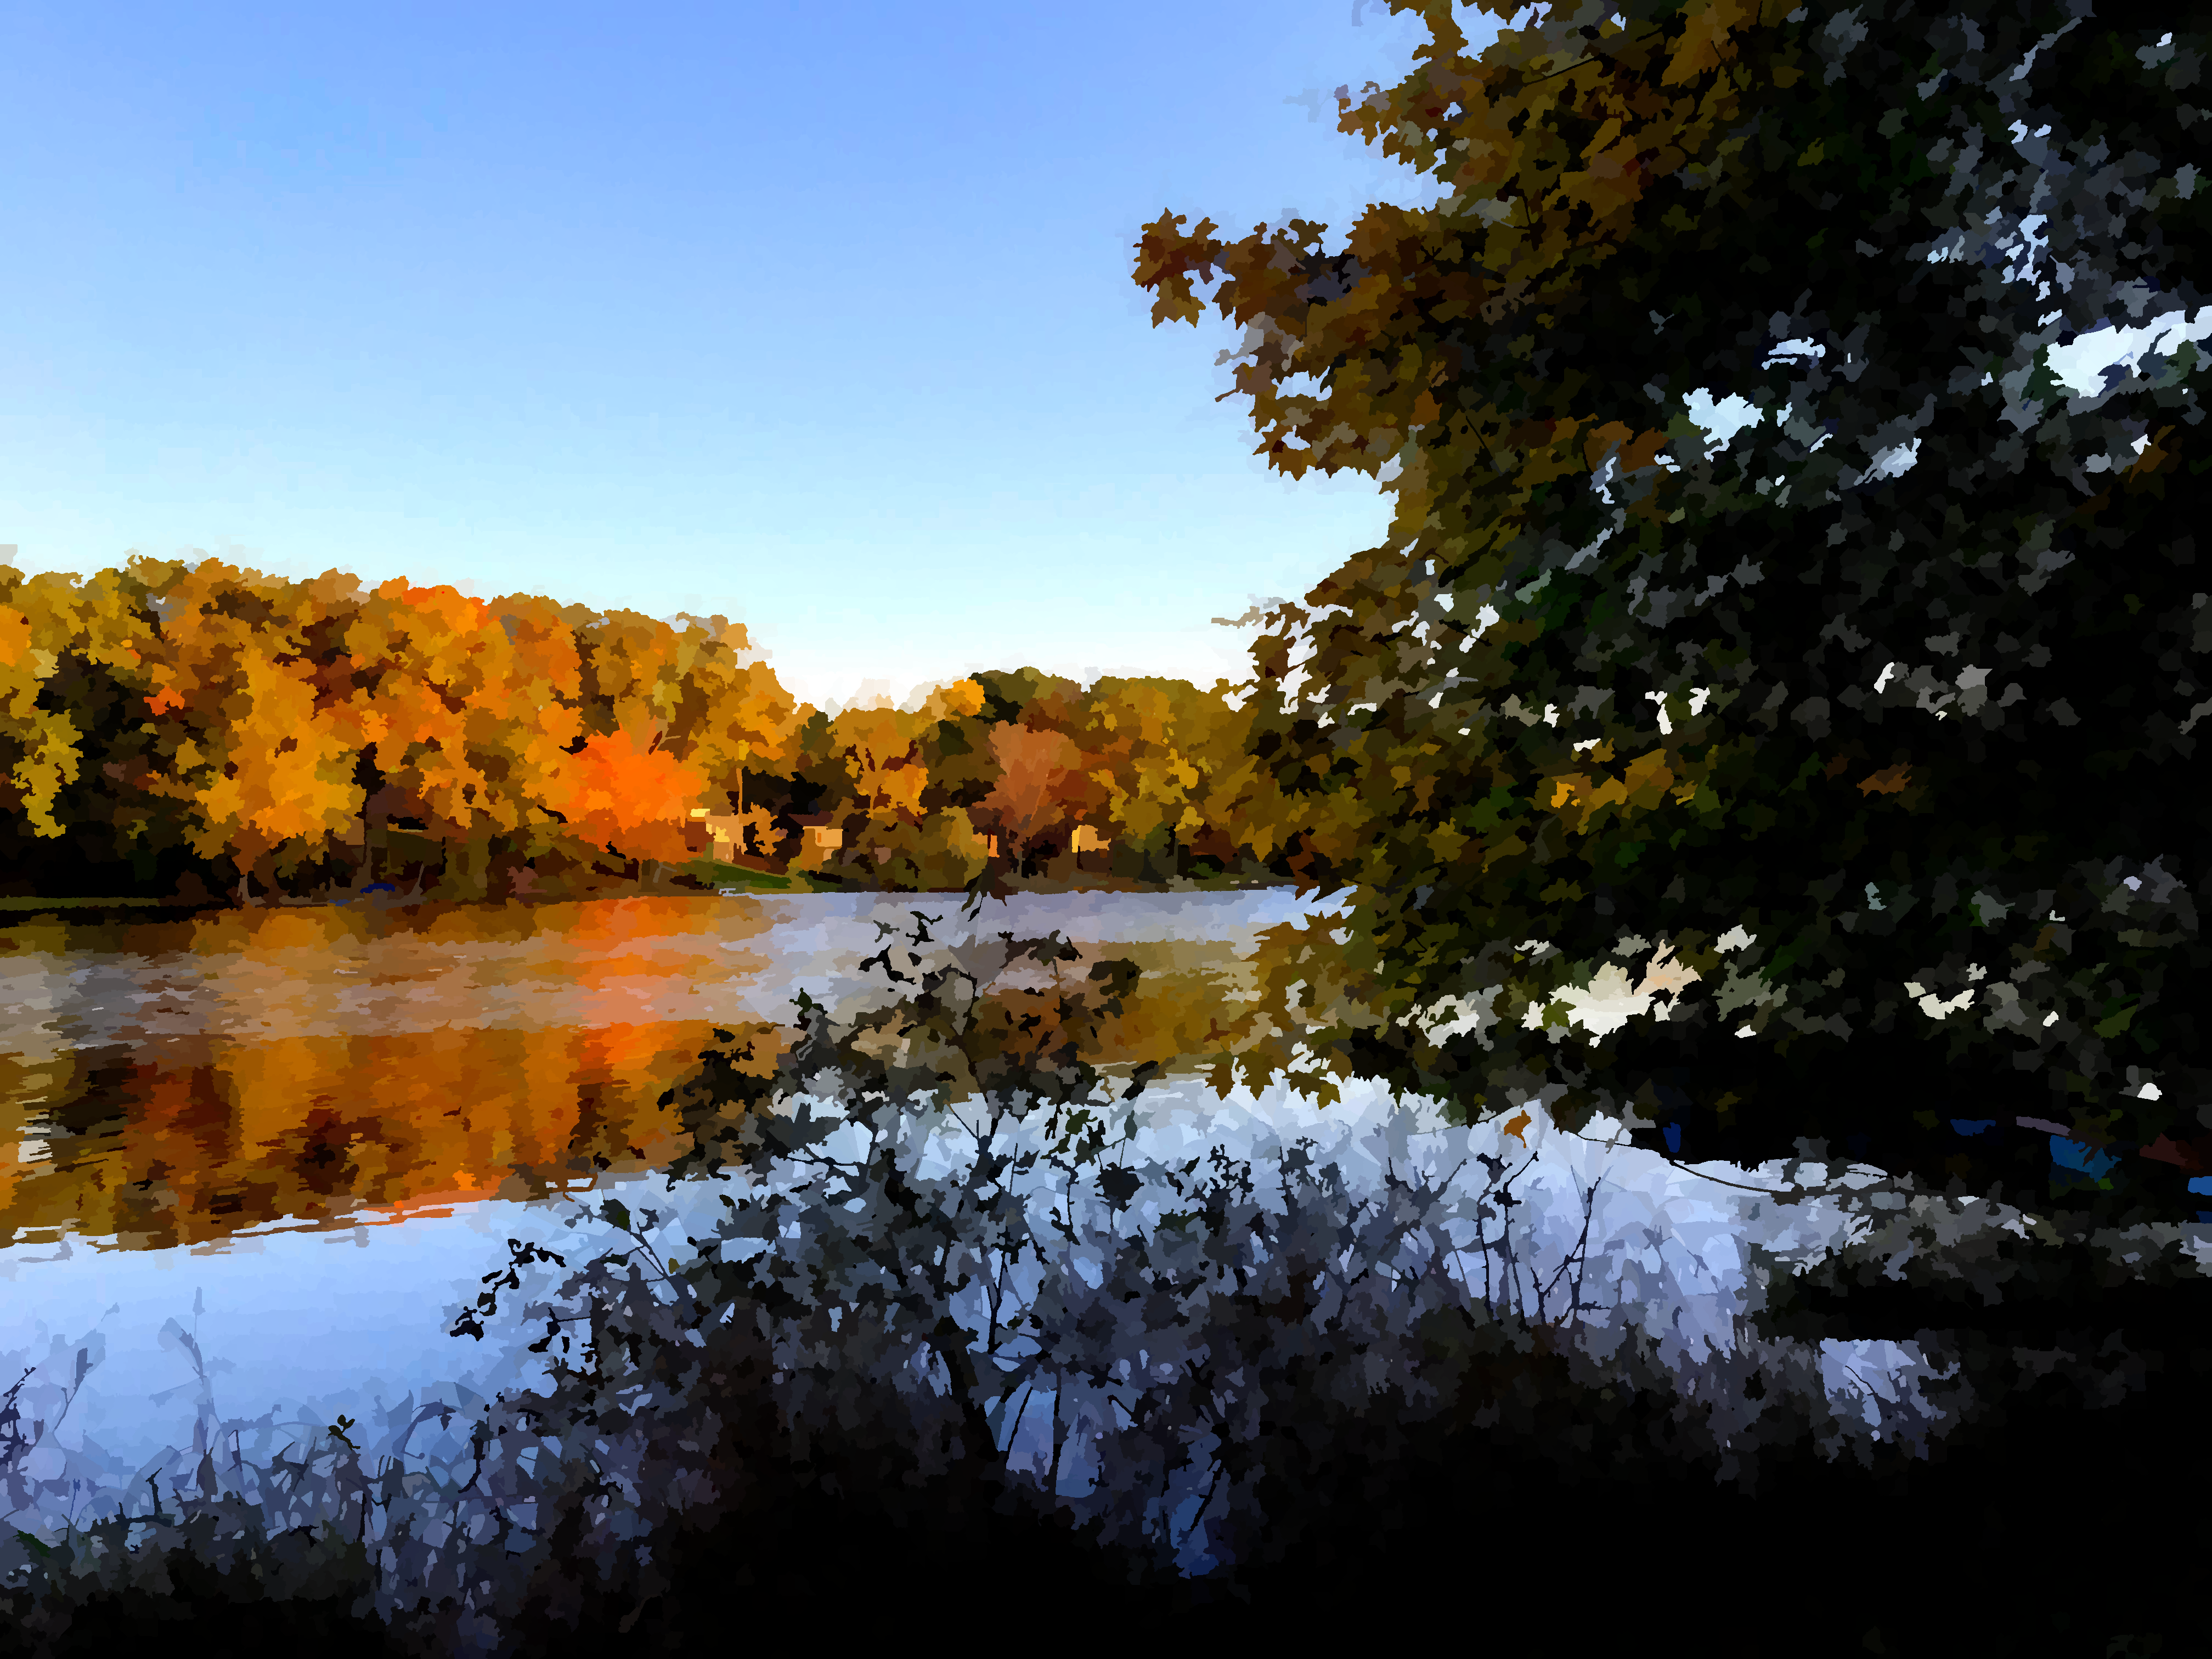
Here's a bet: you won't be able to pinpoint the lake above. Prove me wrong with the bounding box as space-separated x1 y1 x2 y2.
4 887 2172 1566
1 888 1321 1251
0 888 1329 1528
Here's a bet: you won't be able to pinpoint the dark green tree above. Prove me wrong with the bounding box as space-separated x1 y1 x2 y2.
1136 1 2209 1218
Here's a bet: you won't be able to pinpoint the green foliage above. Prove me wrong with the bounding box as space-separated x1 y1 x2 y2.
1137 1 2211 1217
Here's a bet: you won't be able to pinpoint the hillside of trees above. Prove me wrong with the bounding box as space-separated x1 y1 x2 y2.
0 555 1312 903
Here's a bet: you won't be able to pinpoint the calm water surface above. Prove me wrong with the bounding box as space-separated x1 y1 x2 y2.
1 889 1324 1251
0 888 2050 1532
0 889 1329 1515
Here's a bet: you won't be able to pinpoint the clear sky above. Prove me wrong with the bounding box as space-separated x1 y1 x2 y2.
0 0 1485 712
2 3 2176 714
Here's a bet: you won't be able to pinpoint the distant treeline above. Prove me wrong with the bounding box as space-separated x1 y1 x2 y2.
0 557 1319 901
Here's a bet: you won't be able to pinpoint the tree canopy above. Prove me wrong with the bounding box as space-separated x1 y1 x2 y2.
0 556 803 899
0 559 1300 901
1136 1 2208 1216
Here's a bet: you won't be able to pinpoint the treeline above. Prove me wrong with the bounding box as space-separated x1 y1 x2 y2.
776 666 1312 890
0 557 1314 901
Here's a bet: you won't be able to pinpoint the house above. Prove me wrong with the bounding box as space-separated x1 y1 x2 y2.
685 806 749 860
789 813 847 863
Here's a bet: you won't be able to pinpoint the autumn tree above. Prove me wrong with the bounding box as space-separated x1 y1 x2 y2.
783 707 850 842
662 617 802 846
868 679 996 888
795 689 1000 888
975 720 1085 872
125 561 370 902
826 704 929 866
1137 2 2209 1218
337 579 548 896
0 569 143 837
538 727 710 876
904 674 1035 836
0 561 217 894
0 557 816 902
1065 676 1259 879
1149 682 1282 876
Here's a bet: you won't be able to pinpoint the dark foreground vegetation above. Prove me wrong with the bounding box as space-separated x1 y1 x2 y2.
13 1378 2203 1656
7 1324 2206 1653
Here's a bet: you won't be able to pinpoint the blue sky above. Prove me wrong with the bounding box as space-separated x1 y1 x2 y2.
2 2 2180 714
0 0 1477 711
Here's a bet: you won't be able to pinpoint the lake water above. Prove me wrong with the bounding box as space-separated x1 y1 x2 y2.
3 888 2176 1556
1 889 1319 1250
0 888 1334 1531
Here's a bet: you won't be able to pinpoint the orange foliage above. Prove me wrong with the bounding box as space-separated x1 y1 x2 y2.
0 555 814 895
541 729 709 862
5 554 1310 896
978 722 1084 855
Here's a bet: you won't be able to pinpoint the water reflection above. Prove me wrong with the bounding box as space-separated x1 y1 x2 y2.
4 893 2199 1644
0 892 1305 1250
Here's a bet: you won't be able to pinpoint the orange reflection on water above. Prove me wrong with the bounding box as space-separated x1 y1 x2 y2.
0 1019 781 1250
0 893 1279 1251
0 895 796 1251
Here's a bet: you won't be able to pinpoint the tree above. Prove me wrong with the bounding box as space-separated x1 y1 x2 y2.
0 555 820 901
1073 677 1204 878
664 619 802 823
977 721 1084 870
341 579 548 898
539 728 710 871
1136 2 2208 1217
866 805 992 891
0 563 163 849
126 560 367 901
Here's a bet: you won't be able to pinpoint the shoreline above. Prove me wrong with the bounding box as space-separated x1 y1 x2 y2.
0 871 1306 924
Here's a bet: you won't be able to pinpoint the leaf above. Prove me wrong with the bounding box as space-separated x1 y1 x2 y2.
1856 764 1912 797
2094 1000 2139 1041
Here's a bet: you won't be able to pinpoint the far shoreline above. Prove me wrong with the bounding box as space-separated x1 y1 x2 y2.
0 869 1306 927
